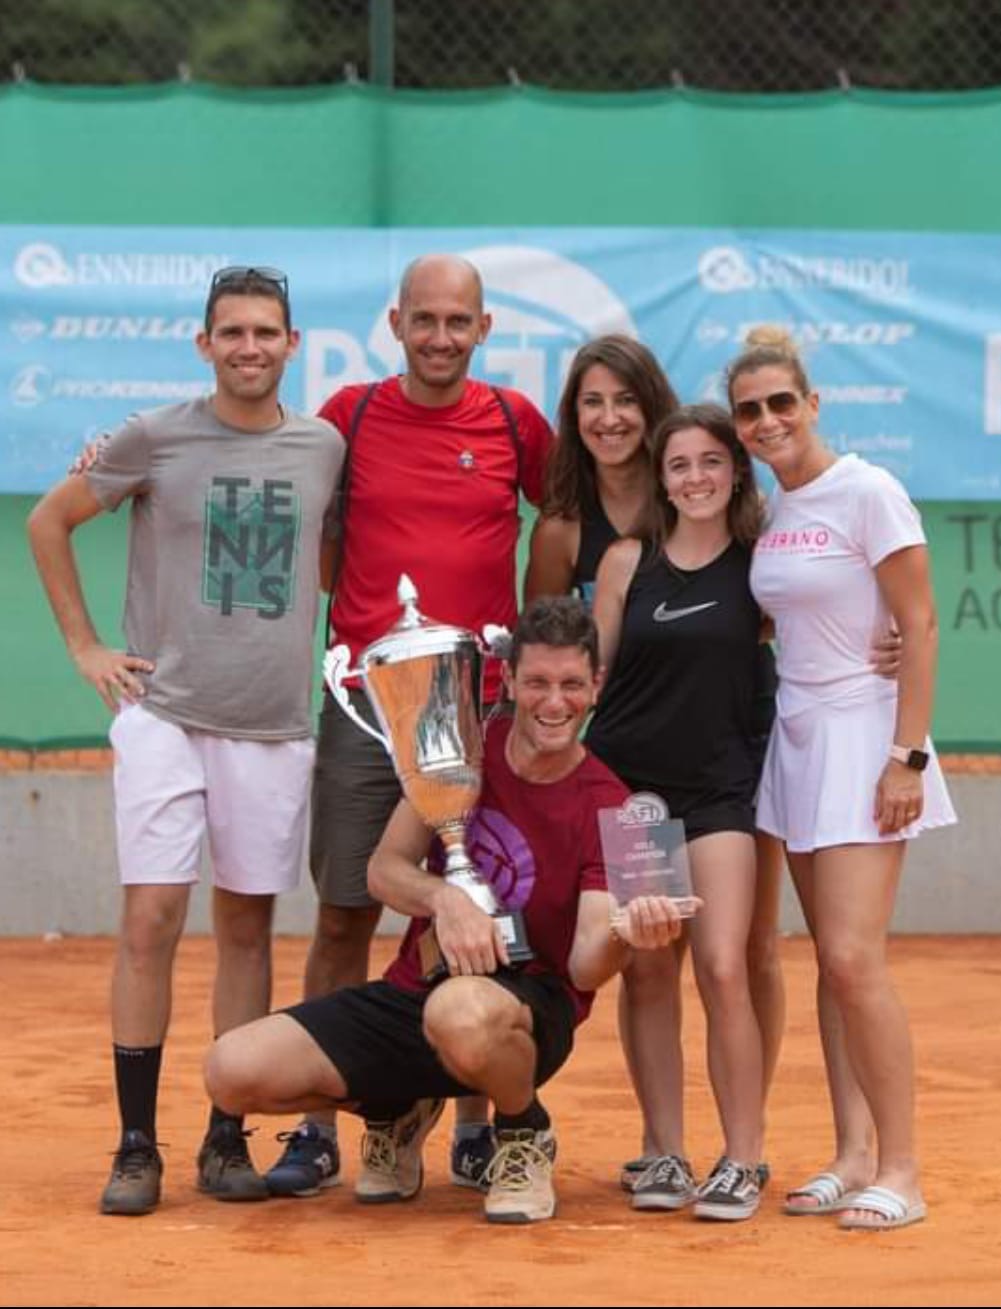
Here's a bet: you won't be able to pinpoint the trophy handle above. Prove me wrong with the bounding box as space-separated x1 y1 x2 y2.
323 644 389 748
482 624 511 658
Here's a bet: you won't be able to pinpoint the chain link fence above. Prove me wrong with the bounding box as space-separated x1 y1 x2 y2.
2 0 1001 91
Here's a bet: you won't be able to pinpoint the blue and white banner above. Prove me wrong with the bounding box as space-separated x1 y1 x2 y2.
3 224 1000 497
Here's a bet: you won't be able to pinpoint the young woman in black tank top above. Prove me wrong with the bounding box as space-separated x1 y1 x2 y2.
590 404 768 1219
525 343 787 1216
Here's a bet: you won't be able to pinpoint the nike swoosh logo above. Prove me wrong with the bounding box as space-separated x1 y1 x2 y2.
652 601 719 623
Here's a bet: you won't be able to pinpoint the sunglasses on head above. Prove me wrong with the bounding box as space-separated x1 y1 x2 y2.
733 390 801 424
209 265 289 299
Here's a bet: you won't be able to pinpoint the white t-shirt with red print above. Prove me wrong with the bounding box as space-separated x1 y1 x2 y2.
748 454 955 850
751 454 923 718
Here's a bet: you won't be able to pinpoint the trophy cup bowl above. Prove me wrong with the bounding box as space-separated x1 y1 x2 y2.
324 575 533 978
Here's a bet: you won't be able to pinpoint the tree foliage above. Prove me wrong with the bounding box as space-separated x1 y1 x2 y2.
1 0 1000 90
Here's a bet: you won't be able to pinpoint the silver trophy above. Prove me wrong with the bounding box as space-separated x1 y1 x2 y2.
324 574 532 979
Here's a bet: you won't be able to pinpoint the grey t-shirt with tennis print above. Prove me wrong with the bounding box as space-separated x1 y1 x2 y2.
85 396 345 740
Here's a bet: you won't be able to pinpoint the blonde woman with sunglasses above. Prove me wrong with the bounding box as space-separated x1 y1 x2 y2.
727 326 955 1232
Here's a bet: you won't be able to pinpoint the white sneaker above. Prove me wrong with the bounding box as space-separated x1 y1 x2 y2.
355 1098 445 1204
483 1128 557 1224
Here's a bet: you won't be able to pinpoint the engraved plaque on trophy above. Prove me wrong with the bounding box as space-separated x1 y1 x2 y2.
598 791 699 929
324 574 533 980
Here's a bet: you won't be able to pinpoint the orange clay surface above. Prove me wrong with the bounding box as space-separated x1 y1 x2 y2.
0 934 998 1307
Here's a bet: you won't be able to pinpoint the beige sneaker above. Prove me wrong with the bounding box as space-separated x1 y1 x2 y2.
355 1098 445 1203
483 1127 557 1224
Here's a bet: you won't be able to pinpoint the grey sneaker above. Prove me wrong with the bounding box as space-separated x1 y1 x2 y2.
630 1154 697 1211
483 1128 557 1224
196 1121 269 1202
619 1153 657 1192
355 1098 445 1204
694 1156 761 1221
100 1129 163 1216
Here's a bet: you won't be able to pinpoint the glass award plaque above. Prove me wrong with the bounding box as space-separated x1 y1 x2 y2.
598 791 699 921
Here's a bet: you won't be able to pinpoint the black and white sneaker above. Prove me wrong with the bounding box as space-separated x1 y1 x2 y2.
619 1154 658 1192
630 1154 697 1211
708 1152 770 1191
694 1156 760 1221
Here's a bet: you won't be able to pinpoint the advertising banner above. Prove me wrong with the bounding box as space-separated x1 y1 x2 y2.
2 223 1000 497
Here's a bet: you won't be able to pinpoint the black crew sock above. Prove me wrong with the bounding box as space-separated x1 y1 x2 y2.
208 1104 244 1135
494 1096 550 1134
113 1043 162 1143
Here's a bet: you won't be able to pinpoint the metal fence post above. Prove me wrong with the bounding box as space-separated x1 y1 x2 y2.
369 0 395 86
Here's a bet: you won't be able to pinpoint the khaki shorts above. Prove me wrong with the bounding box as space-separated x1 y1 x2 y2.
309 690 402 909
110 703 314 894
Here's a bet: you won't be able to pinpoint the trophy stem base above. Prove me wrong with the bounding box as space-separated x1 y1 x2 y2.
493 908 533 966
418 908 534 984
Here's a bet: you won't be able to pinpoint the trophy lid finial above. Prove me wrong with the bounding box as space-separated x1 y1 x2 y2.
397 573 420 628
362 572 481 665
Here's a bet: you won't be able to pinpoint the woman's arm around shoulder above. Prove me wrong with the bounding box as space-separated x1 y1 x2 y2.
591 537 643 673
523 513 580 602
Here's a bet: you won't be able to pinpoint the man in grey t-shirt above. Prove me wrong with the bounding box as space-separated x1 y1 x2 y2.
27 267 345 1217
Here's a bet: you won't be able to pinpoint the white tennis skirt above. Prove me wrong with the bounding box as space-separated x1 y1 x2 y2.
755 694 957 853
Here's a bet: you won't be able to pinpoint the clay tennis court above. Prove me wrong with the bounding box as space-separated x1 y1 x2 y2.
1 932 996 1307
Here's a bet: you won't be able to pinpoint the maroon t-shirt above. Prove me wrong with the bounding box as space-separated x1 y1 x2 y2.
384 717 630 1024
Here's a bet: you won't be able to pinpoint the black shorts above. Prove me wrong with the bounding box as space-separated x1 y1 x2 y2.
749 731 771 784
616 772 757 842
284 971 576 1122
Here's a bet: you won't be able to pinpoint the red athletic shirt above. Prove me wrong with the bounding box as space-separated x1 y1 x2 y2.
320 378 552 703
384 717 630 1025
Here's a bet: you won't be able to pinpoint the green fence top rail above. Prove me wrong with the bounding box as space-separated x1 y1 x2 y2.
8 79 1001 108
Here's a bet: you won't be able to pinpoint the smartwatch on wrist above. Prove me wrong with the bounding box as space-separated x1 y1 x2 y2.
889 744 929 772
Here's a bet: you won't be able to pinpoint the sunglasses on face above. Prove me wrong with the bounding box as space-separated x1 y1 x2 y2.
209 265 289 300
732 390 801 424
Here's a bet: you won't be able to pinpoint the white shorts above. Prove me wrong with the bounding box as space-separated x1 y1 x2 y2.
109 703 315 893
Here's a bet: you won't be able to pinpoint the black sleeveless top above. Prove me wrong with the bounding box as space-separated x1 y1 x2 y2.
585 542 762 811
570 498 619 609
